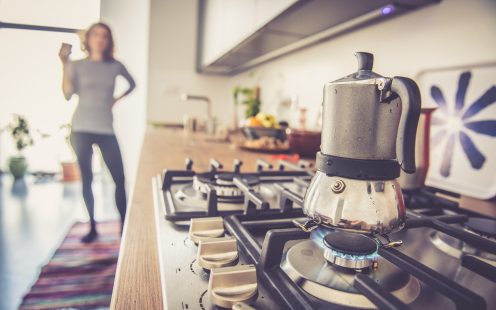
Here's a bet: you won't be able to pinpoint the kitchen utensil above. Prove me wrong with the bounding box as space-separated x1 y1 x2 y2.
399 107 436 191
298 107 308 130
304 52 421 235
276 97 292 125
287 129 321 158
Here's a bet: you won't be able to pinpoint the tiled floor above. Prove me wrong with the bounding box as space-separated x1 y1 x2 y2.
0 174 119 310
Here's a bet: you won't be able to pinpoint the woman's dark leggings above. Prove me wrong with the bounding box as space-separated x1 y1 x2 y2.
70 132 127 230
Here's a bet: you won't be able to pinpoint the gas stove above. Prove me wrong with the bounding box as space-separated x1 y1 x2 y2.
152 158 496 310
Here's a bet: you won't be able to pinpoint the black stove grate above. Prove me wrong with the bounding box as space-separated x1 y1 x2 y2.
160 158 311 222
224 187 496 310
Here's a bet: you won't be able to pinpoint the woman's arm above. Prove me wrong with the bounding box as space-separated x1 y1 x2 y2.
59 44 76 100
114 62 136 104
61 63 75 100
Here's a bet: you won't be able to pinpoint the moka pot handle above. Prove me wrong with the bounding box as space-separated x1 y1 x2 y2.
391 77 421 174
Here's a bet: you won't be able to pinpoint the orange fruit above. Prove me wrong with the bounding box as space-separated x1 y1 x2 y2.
246 117 262 127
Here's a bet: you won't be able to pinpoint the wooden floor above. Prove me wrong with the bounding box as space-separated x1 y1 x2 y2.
0 175 119 310
111 127 277 309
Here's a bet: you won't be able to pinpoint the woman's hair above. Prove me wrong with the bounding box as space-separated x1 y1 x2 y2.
83 22 114 61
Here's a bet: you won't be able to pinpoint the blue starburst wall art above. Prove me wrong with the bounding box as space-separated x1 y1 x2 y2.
422 65 496 199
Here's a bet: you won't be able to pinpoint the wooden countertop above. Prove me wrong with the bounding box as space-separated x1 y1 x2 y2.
110 127 278 309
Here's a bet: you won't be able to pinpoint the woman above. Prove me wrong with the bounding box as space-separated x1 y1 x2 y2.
59 23 136 243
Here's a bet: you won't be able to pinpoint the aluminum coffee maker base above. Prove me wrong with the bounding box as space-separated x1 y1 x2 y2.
303 171 406 234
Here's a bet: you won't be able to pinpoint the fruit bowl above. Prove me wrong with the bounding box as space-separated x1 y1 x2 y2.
241 126 287 141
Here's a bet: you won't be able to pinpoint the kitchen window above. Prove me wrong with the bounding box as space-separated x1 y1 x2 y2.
0 0 100 172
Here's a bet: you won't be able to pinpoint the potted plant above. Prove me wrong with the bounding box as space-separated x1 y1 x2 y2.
233 86 261 121
7 115 33 179
59 124 80 182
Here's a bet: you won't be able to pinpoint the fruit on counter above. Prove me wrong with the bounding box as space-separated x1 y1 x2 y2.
257 113 277 128
246 116 263 127
245 113 278 128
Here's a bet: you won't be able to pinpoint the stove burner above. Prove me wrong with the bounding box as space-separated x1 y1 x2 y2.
193 172 260 198
317 230 379 270
196 172 259 185
430 231 496 262
429 217 496 262
281 239 421 308
465 218 496 238
323 231 378 256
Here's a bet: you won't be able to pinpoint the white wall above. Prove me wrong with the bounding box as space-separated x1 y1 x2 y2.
228 0 496 128
100 0 150 183
147 0 231 127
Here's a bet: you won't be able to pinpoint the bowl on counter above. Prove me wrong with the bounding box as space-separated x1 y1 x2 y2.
238 126 289 153
287 129 321 158
241 126 287 141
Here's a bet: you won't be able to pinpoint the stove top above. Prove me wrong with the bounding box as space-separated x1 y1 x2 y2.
159 158 311 225
153 158 496 310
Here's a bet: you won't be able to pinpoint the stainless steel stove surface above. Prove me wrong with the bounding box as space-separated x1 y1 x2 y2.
153 158 496 310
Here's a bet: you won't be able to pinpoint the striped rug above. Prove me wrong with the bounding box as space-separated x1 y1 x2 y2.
20 221 121 309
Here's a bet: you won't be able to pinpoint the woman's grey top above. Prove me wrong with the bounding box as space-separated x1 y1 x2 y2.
65 58 136 134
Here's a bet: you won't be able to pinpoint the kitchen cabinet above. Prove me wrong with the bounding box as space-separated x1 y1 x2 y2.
198 0 440 75
201 0 296 68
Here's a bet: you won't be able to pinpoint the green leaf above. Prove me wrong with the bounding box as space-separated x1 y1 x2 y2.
8 114 34 152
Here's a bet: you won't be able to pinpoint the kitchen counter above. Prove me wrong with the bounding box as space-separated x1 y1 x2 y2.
110 127 278 309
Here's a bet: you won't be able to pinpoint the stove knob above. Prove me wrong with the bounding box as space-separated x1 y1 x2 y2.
208 265 258 309
198 237 239 270
189 217 224 244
